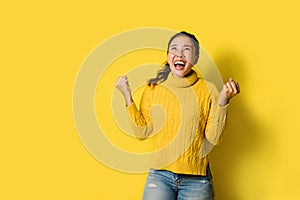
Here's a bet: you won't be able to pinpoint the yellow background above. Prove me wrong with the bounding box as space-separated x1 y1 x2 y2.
1 0 300 199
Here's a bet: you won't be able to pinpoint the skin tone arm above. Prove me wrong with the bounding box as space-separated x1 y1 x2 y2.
219 77 240 106
115 76 240 107
115 76 133 106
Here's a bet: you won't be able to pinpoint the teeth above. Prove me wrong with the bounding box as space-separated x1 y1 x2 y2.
174 61 185 65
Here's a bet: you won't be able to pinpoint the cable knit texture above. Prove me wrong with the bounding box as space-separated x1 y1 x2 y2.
127 70 228 175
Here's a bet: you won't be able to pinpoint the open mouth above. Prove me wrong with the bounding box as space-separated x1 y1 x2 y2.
174 61 186 70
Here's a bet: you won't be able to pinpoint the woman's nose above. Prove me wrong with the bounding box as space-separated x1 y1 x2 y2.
175 50 184 57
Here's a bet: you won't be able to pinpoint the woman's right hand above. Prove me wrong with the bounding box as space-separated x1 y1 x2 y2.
115 75 133 106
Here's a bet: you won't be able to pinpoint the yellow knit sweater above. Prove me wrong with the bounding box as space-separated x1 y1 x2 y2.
127 70 228 175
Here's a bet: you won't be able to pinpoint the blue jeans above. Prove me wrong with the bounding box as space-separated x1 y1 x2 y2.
142 165 214 200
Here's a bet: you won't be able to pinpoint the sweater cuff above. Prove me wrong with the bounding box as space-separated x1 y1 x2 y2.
217 103 229 120
127 101 138 116
218 102 229 109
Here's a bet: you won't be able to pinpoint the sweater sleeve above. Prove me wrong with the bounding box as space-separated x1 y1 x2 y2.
204 82 228 145
127 86 153 140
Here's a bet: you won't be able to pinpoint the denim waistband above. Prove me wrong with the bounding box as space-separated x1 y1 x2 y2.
149 163 212 179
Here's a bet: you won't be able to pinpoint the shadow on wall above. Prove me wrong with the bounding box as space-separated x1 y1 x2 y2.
207 48 264 200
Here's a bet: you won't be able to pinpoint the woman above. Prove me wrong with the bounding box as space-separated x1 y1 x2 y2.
115 31 240 200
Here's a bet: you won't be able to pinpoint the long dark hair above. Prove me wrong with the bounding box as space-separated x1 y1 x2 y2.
147 31 200 85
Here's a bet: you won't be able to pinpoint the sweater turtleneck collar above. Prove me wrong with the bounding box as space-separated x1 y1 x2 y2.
164 70 199 88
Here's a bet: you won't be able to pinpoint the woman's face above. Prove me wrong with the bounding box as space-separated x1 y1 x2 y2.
167 35 198 78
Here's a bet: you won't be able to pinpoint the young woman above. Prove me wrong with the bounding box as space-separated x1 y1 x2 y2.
115 31 240 200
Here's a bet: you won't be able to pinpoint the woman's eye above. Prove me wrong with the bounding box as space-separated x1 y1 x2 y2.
170 47 178 51
184 47 192 51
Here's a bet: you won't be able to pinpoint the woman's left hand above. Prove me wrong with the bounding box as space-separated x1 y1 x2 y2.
219 78 240 106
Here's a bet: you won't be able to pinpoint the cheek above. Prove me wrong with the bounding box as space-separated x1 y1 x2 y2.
185 54 196 64
167 53 175 62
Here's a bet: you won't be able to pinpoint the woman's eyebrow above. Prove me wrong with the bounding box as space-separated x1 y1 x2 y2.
169 44 193 48
183 44 193 48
